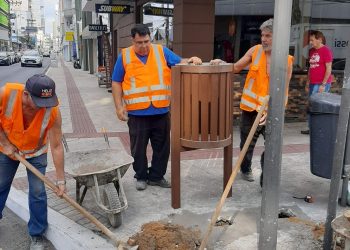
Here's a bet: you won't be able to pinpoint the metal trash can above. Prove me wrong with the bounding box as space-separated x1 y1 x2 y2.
309 92 341 179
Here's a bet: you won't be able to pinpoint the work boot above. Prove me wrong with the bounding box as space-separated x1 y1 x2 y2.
30 236 45 250
148 178 171 188
136 180 147 191
241 171 254 182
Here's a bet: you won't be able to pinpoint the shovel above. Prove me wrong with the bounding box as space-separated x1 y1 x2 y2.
14 152 124 248
199 96 270 249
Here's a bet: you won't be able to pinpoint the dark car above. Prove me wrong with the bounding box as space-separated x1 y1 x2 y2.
0 52 11 66
332 59 346 71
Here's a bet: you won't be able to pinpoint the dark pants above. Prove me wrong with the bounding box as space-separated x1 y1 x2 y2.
240 110 265 174
128 113 170 182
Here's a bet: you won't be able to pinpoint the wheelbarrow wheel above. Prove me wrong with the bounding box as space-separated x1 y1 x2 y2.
103 183 123 228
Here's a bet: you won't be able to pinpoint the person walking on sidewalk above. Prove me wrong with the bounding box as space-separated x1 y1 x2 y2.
0 74 66 250
211 19 293 185
111 24 202 191
300 30 333 135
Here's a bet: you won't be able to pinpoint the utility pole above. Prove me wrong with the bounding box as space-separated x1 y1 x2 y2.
259 1 293 249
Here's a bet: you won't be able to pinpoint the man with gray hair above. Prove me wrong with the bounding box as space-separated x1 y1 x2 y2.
212 18 293 186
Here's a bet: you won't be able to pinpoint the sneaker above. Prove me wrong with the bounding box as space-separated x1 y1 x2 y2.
300 129 310 135
136 180 147 191
30 236 45 250
148 178 171 188
241 171 255 182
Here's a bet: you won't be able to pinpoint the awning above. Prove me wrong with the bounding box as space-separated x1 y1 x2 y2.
82 0 107 12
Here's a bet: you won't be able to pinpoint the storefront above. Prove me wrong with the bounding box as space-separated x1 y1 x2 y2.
111 0 349 122
0 0 9 51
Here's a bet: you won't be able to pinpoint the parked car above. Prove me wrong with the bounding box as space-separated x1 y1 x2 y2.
14 52 22 63
42 51 50 57
8 51 16 64
0 52 11 66
21 50 43 67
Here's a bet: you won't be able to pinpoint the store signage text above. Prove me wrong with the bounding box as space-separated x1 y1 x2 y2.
89 24 107 32
144 7 173 17
95 4 131 14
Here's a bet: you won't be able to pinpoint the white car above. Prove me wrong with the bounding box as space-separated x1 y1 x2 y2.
21 50 43 67
43 51 50 57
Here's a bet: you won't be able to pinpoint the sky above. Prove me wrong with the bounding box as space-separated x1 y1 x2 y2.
44 0 58 34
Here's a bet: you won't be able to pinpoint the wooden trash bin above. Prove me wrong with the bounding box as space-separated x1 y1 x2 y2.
171 63 234 209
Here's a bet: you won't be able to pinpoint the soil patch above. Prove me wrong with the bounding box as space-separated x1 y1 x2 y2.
128 221 201 250
288 217 325 240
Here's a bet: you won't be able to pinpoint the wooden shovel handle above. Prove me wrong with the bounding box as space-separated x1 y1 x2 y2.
14 152 120 247
199 96 270 249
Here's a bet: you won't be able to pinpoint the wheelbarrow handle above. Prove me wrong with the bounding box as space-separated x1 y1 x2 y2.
14 152 121 247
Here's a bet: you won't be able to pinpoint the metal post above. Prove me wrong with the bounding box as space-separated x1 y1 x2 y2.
259 1 293 249
324 51 350 250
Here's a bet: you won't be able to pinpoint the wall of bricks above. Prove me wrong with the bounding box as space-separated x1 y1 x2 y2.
232 71 345 123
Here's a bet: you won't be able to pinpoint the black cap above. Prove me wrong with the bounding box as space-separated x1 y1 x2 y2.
25 74 59 108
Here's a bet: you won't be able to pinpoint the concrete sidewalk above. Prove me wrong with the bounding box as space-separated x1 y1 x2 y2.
5 58 347 249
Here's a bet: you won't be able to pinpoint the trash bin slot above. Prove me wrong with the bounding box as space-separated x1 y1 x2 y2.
180 72 231 143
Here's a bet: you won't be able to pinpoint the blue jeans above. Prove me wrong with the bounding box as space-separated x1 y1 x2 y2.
309 83 331 96
0 153 48 236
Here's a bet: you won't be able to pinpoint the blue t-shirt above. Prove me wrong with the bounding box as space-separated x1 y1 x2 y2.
111 46 182 116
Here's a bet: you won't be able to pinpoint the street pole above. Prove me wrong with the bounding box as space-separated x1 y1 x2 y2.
323 49 350 250
258 1 293 250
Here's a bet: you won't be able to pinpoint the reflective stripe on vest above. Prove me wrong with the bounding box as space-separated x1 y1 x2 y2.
241 46 263 100
4 89 52 158
5 90 18 118
124 96 150 105
150 44 170 92
124 47 148 96
21 144 49 159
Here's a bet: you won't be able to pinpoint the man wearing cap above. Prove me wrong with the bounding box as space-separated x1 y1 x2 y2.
0 74 65 250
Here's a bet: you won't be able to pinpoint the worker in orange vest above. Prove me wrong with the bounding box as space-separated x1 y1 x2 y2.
112 24 202 191
212 19 293 186
0 74 65 250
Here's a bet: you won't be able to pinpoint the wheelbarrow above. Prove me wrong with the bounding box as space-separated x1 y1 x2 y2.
65 148 133 228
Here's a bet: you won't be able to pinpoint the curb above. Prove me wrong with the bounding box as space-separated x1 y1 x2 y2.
6 188 115 250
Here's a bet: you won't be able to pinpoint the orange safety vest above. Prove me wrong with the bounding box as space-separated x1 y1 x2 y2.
0 83 58 159
240 45 294 112
121 44 171 111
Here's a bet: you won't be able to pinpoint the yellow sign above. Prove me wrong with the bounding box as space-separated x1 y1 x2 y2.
65 32 74 41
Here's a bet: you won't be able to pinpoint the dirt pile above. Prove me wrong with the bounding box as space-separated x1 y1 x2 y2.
128 221 201 250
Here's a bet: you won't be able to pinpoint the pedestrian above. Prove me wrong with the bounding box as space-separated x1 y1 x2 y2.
300 30 333 135
111 24 202 191
211 18 293 186
0 74 66 250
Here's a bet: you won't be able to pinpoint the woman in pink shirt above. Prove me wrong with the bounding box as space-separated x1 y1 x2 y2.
301 30 333 134
308 30 333 94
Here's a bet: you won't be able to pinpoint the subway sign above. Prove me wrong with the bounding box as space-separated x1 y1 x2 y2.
144 7 173 17
89 24 107 32
95 4 131 14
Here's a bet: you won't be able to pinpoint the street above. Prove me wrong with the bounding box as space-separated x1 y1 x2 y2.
0 207 55 250
0 57 55 249
0 58 51 87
